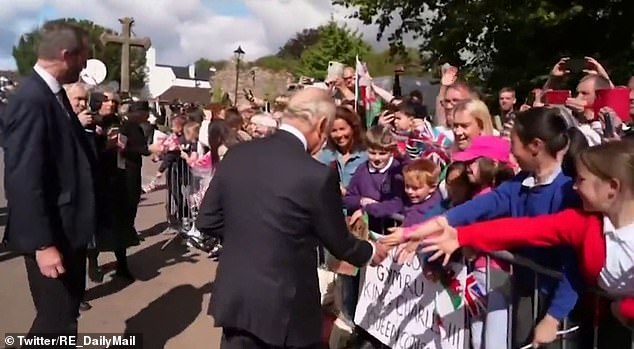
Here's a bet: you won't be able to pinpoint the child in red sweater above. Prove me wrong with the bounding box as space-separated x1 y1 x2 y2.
384 140 634 348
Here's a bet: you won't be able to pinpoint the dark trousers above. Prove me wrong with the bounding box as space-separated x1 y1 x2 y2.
24 247 87 336
513 290 582 349
220 328 323 349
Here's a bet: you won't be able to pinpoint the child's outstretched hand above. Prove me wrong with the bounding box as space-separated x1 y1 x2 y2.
531 314 559 348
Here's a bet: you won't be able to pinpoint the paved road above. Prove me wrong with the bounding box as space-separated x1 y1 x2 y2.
0 156 222 348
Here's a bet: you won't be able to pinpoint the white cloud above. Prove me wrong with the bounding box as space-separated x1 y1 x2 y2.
0 0 422 70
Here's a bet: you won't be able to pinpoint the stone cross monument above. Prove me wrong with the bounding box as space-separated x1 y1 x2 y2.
100 17 151 93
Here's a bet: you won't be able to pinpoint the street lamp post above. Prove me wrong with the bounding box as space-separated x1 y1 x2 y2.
233 45 245 106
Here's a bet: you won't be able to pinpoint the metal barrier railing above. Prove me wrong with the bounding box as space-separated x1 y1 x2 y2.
160 155 214 251
357 213 634 349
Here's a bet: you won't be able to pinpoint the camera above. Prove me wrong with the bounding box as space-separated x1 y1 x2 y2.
88 92 105 114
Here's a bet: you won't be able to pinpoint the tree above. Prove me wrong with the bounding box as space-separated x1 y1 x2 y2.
195 58 228 73
364 47 426 77
332 0 634 94
296 21 372 79
277 28 322 59
254 55 297 72
12 18 147 90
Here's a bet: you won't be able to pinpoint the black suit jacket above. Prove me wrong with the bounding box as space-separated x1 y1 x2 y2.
0 71 97 253
196 130 373 347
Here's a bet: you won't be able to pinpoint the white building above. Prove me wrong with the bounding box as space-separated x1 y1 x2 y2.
144 47 212 104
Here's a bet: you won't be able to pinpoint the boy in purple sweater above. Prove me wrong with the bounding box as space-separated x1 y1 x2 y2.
344 125 404 234
401 158 442 227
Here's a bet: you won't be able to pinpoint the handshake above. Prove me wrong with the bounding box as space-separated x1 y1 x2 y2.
367 215 462 267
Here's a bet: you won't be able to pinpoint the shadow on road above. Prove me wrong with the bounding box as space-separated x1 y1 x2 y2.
138 222 169 239
85 239 199 301
124 282 213 348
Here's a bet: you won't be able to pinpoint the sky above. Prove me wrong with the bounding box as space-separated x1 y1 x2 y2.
0 0 418 70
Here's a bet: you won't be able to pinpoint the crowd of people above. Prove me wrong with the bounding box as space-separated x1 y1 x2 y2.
3 19 634 349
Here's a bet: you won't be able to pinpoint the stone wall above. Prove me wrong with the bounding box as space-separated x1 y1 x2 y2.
210 58 293 105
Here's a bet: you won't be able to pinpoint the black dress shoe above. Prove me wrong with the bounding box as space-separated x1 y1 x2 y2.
88 265 104 283
114 268 136 281
79 301 92 311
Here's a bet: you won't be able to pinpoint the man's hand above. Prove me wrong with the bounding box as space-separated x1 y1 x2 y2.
584 57 611 84
531 314 559 348
370 241 389 266
35 246 65 278
441 66 458 86
551 58 570 77
77 110 93 127
565 98 587 114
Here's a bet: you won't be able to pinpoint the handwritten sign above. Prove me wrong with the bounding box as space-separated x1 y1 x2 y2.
354 250 466 349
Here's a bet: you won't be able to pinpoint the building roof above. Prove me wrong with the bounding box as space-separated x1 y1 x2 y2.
156 64 212 81
158 86 211 104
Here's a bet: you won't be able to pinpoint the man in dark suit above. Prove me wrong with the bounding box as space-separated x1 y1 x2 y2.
196 88 389 349
0 21 96 337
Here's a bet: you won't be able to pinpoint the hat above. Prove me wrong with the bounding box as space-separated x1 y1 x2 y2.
251 113 278 128
127 100 150 113
452 135 511 163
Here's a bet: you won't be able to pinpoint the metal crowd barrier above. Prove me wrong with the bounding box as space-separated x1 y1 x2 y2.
366 214 634 349
161 157 194 250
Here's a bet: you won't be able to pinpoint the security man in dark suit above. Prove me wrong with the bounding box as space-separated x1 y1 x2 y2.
196 88 389 349
0 21 96 338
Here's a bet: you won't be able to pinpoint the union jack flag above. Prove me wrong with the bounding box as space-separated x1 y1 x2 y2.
464 272 487 318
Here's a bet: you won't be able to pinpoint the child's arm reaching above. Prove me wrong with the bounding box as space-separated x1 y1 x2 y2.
364 172 405 218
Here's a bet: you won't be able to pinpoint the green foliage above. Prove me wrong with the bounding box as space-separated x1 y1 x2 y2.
211 84 224 103
364 47 426 77
296 21 372 79
253 55 297 72
12 18 147 90
195 58 228 73
277 28 322 59
332 0 634 95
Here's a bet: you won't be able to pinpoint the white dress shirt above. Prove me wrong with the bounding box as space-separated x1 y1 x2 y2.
33 64 62 94
598 217 634 296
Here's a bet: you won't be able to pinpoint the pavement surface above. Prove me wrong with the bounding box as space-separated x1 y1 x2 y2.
0 156 222 348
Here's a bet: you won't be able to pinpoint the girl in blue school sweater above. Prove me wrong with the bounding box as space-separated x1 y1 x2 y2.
388 107 585 349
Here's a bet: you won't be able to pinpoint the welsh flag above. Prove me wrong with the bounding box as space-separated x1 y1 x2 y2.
355 56 382 129
434 267 464 318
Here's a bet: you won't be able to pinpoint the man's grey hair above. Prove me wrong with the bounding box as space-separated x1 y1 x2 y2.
63 82 89 95
283 88 336 129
